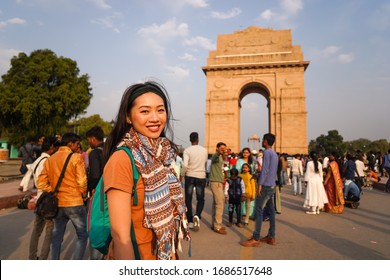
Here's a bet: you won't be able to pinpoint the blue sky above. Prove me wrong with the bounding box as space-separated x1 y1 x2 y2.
1 0 389 149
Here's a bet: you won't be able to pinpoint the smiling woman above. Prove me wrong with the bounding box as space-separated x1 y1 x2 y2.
102 81 191 260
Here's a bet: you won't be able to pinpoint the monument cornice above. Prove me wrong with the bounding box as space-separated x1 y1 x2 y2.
202 61 310 74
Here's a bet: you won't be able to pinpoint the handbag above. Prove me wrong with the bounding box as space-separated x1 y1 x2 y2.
19 164 28 175
35 153 73 219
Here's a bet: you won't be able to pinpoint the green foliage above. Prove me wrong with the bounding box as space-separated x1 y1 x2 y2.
310 131 390 156
344 138 389 155
0 49 92 145
310 130 345 155
68 114 112 150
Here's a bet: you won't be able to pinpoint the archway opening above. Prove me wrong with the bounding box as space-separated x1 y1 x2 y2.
239 83 270 152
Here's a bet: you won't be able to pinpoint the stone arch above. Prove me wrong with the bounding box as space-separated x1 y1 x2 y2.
202 26 310 154
238 82 271 141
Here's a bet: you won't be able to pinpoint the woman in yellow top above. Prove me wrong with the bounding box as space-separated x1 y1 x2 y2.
239 163 256 226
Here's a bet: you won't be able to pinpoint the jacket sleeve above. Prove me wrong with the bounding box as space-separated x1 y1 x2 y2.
37 160 53 192
74 154 87 196
299 161 303 176
87 149 103 192
181 149 189 177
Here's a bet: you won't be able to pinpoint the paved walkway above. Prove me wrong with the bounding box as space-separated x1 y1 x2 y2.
0 160 35 209
1 158 390 260
1 158 389 209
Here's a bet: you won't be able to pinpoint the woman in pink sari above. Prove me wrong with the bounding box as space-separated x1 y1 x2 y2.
323 153 344 214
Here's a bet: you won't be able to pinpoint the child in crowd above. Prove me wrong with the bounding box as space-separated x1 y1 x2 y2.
239 163 256 226
224 168 245 227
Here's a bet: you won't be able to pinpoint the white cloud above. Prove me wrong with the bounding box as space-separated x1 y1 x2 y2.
257 0 303 27
183 0 208 8
0 17 26 28
183 36 215 50
280 0 303 15
7 17 26 24
138 18 188 39
211 8 242 19
322 45 341 57
137 19 189 56
165 65 190 78
338 53 354 63
87 0 111 10
179 53 197 61
90 12 122 33
261 9 275 20
310 46 354 64
0 48 23 75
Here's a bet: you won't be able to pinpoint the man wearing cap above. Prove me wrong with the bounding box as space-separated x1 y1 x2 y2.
181 132 208 231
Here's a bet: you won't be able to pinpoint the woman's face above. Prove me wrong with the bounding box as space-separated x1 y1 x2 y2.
128 92 167 139
242 149 250 159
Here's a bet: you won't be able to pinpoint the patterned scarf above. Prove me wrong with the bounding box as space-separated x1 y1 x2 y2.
121 128 190 260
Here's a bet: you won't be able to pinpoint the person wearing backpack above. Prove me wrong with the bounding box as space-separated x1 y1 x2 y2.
86 126 105 197
18 137 36 192
28 136 58 260
224 168 245 227
18 136 36 175
102 81 190 260
85 125 105 260
37 132 88 260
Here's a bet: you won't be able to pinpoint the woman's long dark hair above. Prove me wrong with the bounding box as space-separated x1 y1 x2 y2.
310 151 320 173
241 163 252 175
103 81 175 164
240 147 253 165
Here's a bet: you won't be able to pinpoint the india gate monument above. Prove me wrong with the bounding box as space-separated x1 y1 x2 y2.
202 26 310 154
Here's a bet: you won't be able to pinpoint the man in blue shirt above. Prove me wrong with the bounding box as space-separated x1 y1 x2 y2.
241 133 279 247
343 153 361 199
384 149 390 193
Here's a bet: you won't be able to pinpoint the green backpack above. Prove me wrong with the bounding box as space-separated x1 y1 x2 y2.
87 146 140 257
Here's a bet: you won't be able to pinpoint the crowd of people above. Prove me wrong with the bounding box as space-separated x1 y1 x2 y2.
15 80 389 260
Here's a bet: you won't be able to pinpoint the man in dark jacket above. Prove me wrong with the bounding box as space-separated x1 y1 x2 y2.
86 126 105 260
86 126 105 197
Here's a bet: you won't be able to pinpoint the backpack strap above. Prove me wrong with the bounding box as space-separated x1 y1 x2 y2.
33 156 49 175
54 153 73 194
114 146 140 259
131 222 140 260
23 145 35 161
115 146 139 205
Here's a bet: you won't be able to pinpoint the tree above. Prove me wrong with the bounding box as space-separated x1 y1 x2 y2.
310 130 345 155
369 139 389 155
0 49 92 144
68 114 112 150
310 132 389 156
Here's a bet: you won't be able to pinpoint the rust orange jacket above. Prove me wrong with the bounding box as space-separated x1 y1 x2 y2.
38 146 87 207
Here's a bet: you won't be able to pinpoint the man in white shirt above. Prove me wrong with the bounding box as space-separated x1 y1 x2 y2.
181 132 208 231
290 154 303 195
28 136 58 260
